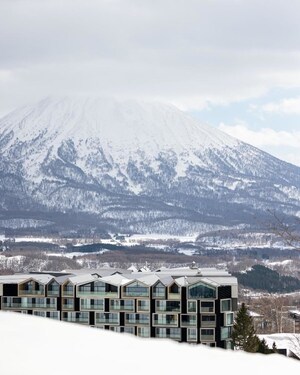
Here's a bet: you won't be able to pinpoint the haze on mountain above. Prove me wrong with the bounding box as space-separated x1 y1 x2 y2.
0 96 299 237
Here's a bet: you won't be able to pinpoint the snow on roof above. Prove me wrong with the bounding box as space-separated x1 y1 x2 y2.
132 273 160 285
0 268 237 288
127 265 138 272
204 276 238 286
289 309 300 317
101 273 132 286
62 268 131 276
0 274 54 285
258 333 300 359
248 310 262 318
0 311 299 375
173 276 188 287
67 274 99 285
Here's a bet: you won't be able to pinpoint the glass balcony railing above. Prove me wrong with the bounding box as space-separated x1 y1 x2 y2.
62 304 74 310
19 290 45 296
167 293 181 300
201 321 216 328
153 315 178 327
201 334 215 341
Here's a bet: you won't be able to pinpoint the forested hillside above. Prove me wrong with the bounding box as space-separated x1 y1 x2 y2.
233 265 300 293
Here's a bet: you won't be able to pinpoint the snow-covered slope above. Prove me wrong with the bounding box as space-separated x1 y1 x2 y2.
0 96 300 235
0 311 298 375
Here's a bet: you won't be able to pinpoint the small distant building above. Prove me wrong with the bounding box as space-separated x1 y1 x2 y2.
0 266 238 349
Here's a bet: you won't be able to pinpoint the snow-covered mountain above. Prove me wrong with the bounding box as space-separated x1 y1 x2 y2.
0 96 300 236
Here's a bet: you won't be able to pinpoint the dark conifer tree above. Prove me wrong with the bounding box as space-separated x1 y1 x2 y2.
231 303 260 352
272 341 278 353
257 338 271 354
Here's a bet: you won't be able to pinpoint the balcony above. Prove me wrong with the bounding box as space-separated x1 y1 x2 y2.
201 329 215 342
110 300 135 312
47 289 60 297
62 313 89 324
156 301 180 313
125 315 150 326
167 293 181 300
181 315 197 327
153 314 178 327
155 328 181 340
77 290 118 298
95 313 120 325
201 315 216 328
62 289 74 296
19 289 44 296
80 299 104 311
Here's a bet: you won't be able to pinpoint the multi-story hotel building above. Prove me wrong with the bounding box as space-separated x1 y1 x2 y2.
0 266 238 348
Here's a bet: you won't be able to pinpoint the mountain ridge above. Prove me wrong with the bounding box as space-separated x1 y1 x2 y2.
0 96 299 237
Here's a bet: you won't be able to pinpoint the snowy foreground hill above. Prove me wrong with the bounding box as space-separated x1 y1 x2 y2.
0 311 299 374
0 96 300 236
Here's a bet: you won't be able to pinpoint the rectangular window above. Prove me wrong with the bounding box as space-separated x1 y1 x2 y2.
181 314 197 327
125 313 150 325
110 299 134 311
153 314 178 327
156 300 180 312
137 300 150 312
225 312 234 326
81 298 104 311
201 314 216 328
137 327 150 338
187 300 197 313
187 328 197 342
153 284 165 298
221 299 231 312
155 328 181 340
221 326 232 340
200 301 214 313
200 329 215 342
95 313 119 325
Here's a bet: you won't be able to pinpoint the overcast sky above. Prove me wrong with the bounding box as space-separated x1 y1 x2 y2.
0 0 300 165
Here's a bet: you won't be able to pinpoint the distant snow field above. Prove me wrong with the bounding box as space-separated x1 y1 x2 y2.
0 311 298 375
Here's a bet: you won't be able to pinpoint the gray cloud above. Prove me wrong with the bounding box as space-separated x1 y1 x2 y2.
1 0 300 113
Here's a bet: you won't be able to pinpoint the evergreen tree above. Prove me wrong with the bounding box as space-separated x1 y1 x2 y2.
257 338 273 354
272 341 278 353
231 303 260 352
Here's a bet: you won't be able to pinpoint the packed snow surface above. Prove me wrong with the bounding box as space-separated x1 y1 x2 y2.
0 311 299 375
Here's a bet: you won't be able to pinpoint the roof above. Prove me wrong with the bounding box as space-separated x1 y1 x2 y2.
0 274 54 285
101 274 132 286
289 309 300 317
258 333 300 359
67 274 99 285
0 267 237 288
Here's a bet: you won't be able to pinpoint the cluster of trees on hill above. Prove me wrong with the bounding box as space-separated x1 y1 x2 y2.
233 264 300 293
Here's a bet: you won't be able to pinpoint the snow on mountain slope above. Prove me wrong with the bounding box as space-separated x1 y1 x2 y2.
0 311 298 375
0 96 239 153
0 96 299 235
0 96 240 184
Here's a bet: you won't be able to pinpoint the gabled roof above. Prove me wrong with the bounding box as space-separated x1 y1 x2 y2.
153 275 174 286
68 274 99 286
189 277 219 288
132 274 160 286
0 274 54 285
101 274 132 286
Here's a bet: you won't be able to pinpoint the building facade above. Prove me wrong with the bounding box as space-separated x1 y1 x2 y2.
0 267 238 349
